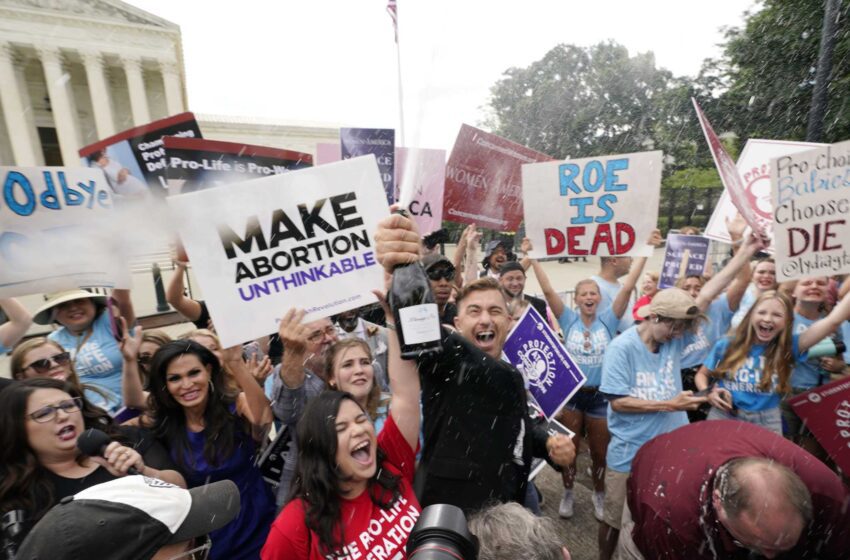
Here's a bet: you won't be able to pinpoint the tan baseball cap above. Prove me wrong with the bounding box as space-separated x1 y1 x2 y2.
637 288 703 320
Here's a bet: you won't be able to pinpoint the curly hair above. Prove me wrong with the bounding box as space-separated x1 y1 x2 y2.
290 391 401 556
0 378 124 523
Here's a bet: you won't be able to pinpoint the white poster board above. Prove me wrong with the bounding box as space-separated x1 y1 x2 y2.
771 140 850 281
0 167 126 297
167 156 391 348
704 139 824 246
522 151 662 258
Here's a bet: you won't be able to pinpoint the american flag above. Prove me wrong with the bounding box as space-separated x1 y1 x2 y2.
387 0 398 42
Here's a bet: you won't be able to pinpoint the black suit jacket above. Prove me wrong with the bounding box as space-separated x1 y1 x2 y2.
414 330 549 513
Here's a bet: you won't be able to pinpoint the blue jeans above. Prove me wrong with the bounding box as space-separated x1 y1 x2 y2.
706 406 782 435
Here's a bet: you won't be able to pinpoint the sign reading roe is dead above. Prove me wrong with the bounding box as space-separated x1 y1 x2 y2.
771 140 850 281
522 151 662 258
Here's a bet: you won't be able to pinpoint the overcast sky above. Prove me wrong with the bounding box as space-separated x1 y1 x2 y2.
127 0 757 152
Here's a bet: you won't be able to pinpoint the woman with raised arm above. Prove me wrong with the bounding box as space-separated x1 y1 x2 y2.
531 231 661 521
0 297 32 353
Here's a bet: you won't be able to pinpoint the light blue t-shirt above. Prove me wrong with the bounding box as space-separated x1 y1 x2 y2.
730 285 757 329
558 305 619 387
600 328 690 473
704 335 805 411
49 311 122 413
681 295 735 369
791 314 821 389
591 275 635 333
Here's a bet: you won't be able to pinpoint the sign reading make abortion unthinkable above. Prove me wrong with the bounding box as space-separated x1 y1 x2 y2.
167 156 390 348
502 305 586 420
771 140 850 281
0 167 126 297
340 128 395 204
79 112 202 197
522 151 662 258
443 124 552 232
659 234 711 289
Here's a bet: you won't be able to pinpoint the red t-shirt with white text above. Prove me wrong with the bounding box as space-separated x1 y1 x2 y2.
261 413 420 560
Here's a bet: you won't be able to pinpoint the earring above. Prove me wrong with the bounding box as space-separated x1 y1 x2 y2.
208 380 215 393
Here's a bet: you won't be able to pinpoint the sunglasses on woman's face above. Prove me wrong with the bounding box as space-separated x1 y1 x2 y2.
25 352 71 373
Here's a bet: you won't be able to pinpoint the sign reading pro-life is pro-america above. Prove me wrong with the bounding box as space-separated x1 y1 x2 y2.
167 156 390 348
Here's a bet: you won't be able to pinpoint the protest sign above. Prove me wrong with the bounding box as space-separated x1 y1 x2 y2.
659 234 710 289
522 150 662 258
692 99 765 237
527 407 575 481
395 147 445 235
0 167 126 297
79 112 202 197
787 377 850 475
502 305 586 419
771 140 850 281
704 139 824 245
340 128 395 204
167 156 390 348
163 137 312 194
444 124 552 232
316 143 341 165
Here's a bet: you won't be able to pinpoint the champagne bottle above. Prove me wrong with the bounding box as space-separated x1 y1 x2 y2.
389 236 443 359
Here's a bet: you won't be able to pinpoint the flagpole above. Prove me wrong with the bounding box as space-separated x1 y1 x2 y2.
391 2 405 147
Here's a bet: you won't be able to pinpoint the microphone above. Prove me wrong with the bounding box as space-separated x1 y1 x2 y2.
77 428 141 475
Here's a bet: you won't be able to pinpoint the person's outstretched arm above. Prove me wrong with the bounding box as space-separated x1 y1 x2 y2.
695 233 766 312
0 298 31 348
612 230 663 319
166 262 204 321
799 290 850 353
525 239 565 319
119 318 148 410
227 345 273 438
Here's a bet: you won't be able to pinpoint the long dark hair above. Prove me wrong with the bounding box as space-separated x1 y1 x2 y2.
0 378 123 522
145 340 242 470
290 391 401 556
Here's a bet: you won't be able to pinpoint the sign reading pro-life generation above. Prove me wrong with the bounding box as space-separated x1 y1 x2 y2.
167 156 390 348
771 140 850 281
522 151 662 258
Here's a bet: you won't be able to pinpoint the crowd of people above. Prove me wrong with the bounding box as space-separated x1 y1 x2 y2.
1 211 850 560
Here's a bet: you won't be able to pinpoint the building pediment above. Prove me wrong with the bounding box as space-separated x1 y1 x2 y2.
0 0 177 29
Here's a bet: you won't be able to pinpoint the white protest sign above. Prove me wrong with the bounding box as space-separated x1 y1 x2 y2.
0 167 127 297
522 151 662 258
704 139 824 245
395 147 445 236
167 156 390 348
771 140 850 281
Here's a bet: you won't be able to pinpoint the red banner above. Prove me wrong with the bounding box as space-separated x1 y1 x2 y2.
788 377 850 474
443 124 552 232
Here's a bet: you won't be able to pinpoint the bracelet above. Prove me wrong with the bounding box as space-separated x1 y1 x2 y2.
384 322 396 330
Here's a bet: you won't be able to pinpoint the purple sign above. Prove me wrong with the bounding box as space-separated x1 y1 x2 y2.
340 128 395 204
502 306 586 420
659 234 711 289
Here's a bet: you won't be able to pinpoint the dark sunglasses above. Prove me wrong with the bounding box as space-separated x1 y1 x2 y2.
427 267 455 282
28 397 83 423
25 352 71 373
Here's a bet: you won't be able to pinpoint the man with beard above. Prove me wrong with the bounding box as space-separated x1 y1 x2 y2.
421 253 458 326
374 213 575 512
499 260 548 321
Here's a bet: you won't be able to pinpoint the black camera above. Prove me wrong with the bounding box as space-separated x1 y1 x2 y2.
407 504 478 560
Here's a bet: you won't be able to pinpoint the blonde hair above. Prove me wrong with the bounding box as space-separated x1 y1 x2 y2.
180 328 222 350
10 338 82 388
323 338 384 422
709 290 794 393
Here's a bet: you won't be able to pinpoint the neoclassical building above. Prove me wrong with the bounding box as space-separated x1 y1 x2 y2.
0 0 337 167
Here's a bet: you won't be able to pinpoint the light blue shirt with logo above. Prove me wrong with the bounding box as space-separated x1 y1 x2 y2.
600 328 691 473
681 295 734 369
558 305 619 387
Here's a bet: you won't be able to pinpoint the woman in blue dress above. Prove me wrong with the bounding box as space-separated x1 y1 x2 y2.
143 339 275 560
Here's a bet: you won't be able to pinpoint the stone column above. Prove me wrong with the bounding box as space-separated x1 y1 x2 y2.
80 50 116 139
159 60 185 116
0 42 40 165
38 46 82 166
122 54 150 125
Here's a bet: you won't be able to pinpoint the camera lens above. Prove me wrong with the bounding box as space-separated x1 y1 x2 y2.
407 504 478 560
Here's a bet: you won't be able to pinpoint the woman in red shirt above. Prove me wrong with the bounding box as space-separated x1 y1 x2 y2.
262 306 421 560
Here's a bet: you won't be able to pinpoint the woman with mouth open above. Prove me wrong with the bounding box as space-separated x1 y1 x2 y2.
262 290 421 560
140 339 276 560
696 285 850 434
529 230 662 521
0 378 185 543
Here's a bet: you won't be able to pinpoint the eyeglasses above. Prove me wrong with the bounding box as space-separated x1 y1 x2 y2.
426 267 455 282
27 397 83 423
24 352 71 374
307 326 337 344
167 536 212 560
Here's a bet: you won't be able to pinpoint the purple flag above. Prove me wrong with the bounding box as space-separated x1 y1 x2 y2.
502 305 586 420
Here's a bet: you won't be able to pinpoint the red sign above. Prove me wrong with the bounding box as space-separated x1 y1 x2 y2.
443 124 552 232
691 99 764 237
788 377 850 474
